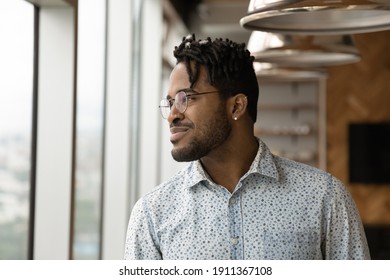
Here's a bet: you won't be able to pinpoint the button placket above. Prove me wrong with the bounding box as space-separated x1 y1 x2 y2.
228 192 243 259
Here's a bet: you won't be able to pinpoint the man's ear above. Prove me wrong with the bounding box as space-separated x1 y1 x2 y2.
230 93 248 121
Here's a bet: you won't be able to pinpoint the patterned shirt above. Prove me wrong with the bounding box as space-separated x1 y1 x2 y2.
124 139 370 260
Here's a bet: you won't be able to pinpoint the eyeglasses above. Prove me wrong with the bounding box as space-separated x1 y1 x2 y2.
159 88 219 119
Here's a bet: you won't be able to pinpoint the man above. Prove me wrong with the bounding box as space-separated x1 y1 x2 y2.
124 34 370 260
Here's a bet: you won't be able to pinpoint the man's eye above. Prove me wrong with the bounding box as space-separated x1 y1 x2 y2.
177 94 187 103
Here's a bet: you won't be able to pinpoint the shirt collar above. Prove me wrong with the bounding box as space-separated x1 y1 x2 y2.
183 138 279 189
247 138 279 180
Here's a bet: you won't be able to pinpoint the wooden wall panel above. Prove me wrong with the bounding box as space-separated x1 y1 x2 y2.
326 30 390 225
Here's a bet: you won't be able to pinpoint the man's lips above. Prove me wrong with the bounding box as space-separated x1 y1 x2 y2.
170 126 190 142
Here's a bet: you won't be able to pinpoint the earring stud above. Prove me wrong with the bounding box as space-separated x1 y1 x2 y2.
234 116 238 120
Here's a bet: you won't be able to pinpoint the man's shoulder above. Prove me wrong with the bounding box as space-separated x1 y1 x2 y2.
273 154 330 178
132 163 196 217
142 163 193 200
271 154 340 192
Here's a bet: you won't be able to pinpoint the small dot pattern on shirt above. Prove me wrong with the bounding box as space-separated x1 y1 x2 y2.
124 139 370 260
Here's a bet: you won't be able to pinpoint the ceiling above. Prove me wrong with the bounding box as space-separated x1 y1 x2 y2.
172 0 252 45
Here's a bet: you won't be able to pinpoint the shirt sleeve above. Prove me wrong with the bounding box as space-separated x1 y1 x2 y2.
324 176 371 259
124 198 162 260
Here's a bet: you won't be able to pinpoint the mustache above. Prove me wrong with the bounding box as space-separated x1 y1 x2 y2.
170 120 194 129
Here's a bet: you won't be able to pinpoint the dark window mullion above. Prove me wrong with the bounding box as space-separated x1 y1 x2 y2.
28 5 39 260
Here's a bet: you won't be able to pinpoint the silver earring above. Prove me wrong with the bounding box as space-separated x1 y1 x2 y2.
234 116 238 120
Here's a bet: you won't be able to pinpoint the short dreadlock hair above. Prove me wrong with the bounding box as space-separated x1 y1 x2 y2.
173 34 259 123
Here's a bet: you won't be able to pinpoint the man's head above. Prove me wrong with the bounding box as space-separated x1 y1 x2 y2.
173 34 259 123
164 34 259 162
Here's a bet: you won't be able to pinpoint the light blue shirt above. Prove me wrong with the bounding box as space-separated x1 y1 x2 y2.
124 139 370 259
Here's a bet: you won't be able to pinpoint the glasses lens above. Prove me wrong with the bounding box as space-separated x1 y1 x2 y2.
159 99 170 119
175 91 187 113
159 91 188 119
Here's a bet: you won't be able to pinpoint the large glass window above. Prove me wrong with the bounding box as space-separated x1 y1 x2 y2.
73 0 106 259
0 0 34 259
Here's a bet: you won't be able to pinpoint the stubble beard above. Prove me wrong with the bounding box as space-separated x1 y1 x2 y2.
171 106 232 162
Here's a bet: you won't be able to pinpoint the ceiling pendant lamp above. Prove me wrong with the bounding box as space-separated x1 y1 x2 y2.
253 62 328 82
247 31 361 67
240 0 390 35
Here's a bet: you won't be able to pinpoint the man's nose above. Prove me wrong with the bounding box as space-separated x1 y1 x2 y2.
167 104 184 123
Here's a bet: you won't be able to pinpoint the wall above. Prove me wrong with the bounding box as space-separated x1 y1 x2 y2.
326 30 390 225
256 80 326 170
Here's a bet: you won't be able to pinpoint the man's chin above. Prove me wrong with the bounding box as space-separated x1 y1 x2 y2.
171 151 192 162
171 146 202 162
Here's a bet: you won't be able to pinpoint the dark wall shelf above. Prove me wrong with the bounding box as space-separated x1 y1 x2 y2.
364 224 390 260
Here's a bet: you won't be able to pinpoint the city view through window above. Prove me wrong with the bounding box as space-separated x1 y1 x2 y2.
0 0 34 259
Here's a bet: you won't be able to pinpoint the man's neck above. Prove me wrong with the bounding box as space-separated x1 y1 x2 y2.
200 136 259 193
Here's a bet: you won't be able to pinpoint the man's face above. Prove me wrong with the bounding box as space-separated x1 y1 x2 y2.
166 62 232 162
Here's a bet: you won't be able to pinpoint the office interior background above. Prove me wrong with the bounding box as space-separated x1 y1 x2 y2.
0 0 389 260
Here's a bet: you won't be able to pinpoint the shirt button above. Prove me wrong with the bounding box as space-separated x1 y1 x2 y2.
231 238 239 245
229 197 236 205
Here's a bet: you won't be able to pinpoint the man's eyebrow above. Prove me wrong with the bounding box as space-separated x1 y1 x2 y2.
166 88 192 99
176 87 191 93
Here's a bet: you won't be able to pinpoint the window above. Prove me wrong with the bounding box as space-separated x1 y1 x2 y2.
0 0 34 259
73 0 106 259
